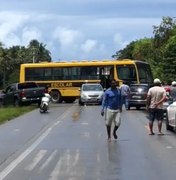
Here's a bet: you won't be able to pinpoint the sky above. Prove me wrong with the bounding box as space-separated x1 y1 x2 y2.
0 0 175 62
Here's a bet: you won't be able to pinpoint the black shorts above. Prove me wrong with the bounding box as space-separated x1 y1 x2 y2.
149 108 164 121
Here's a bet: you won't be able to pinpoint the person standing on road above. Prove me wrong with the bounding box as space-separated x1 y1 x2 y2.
146 78 166 135
170 81 176 102
101 79 122 141
120 81 130 110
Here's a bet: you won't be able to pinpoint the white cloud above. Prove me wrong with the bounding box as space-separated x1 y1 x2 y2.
53 27 83 47
22 27 42 46
81 39 97 53
0 11 29 46
113 33 129 49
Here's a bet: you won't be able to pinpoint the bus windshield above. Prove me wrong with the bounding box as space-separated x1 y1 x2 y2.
135 62 153 84
116 64 137 84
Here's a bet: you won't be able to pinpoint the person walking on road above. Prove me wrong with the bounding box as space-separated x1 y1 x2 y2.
101 79 122 141
120 81 130 110
146 78 166 135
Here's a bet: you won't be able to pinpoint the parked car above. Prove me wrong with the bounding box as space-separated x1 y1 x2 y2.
127 84 149 110
79 83 104 105
165 101 176 132
0 82 46 107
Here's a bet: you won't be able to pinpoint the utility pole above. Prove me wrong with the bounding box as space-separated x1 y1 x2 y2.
32 50 35 63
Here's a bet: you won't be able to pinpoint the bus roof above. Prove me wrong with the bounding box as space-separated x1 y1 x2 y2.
21 59 148 68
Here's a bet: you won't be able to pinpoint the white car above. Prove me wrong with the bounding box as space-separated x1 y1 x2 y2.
166 101 176 132
79 83 104 105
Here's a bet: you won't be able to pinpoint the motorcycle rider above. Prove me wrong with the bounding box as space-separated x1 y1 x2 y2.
40 85 51 113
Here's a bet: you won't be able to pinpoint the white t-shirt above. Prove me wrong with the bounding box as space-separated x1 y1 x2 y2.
120 84 130 96
147 86 166 109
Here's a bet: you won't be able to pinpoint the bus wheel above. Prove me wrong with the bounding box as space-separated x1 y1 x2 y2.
51 91 62 103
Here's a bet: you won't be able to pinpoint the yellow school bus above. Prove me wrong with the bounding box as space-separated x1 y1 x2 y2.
20 59 153 103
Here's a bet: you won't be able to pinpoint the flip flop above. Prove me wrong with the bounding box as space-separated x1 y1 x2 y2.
149 132 155 135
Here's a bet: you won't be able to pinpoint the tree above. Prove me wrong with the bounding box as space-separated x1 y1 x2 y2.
162 35 176 82
27 40 51 63
152 17 176 81
153 17 176 48
132 38 153 61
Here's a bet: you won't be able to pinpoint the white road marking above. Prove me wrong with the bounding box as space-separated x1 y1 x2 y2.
66 149 71 173
81 122 88 125
166 146 173 149
0 106 73 180
0 125 54 180
25 150 47 171
49 153 64 180
72 149 79 166
38 150 57 172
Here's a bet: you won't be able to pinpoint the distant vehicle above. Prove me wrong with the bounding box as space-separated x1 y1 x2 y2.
0 82 46 107
79 83 104 105
20 59 153 103
166 101 176 132
40 93 51 113
127 84 149 110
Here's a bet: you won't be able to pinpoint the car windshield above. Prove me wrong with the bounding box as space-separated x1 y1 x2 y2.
130 85 148 92
83 84 103 91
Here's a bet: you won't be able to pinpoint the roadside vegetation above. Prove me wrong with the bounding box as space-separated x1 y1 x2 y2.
112 16 176 84
0 106 37 124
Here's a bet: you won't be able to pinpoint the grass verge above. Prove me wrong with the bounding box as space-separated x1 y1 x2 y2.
0 106 37 124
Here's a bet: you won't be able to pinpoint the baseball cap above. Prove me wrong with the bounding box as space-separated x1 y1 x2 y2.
154 78 161 84
172 81 176 86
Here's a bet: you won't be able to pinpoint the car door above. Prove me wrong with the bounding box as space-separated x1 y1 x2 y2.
3 85 15 105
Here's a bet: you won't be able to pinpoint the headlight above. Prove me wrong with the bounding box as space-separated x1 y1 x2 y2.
81 93 87 98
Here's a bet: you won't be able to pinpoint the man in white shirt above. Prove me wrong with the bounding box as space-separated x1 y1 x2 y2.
120 81 130 110
147 78 166 135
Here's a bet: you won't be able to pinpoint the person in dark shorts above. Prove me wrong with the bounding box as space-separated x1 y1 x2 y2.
146 78 166 135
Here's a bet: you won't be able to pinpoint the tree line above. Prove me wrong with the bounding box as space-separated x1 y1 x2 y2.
112 16 176 85
0 40 51 88
0 16 176 88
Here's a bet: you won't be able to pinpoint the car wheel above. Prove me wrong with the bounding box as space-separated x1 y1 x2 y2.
127 104 130 110
14 98 21 107
0 99 3 107
165 111 173 131
136 106 140 110
79 99 84 106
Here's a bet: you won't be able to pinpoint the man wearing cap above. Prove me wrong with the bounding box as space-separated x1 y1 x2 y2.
146 78 166 135
170 81 176 102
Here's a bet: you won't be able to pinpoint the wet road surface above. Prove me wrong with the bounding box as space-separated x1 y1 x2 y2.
0 103 176 180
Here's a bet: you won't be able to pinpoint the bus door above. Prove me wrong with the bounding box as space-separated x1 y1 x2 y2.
99 66 113 89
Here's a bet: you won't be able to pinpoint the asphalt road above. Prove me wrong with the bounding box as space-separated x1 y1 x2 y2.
0 103 176 180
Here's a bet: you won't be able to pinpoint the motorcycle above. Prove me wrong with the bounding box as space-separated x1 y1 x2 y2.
39 93 51 113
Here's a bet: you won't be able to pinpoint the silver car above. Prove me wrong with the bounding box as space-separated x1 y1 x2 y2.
79 83 104 105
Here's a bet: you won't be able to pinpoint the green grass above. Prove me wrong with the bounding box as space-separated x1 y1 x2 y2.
0 106 37 124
